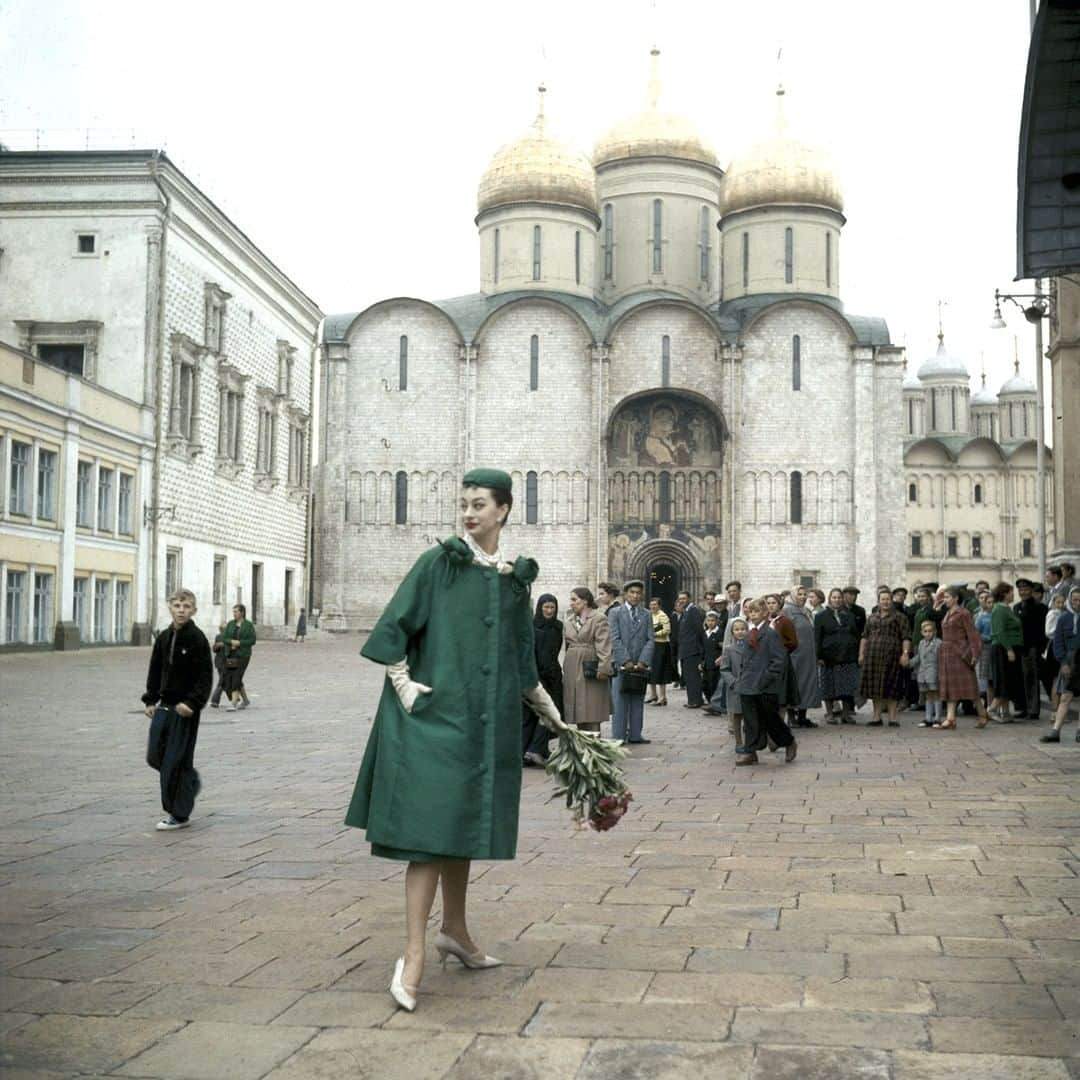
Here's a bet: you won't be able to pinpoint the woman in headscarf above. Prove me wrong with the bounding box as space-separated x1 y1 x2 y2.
344 468 566 1013
783 587 822 727
522 594 564 766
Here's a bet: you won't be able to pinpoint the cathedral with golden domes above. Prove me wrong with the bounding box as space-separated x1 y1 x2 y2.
314 51 907 626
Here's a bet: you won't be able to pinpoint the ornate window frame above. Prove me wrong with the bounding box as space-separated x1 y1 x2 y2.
253 386 279 492
204 283 231 354
276 339 296 399
15 319 103 381
285 404 311 503
166 332 206 461
215 358 248 479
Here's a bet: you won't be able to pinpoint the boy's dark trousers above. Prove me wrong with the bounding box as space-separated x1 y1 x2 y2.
147 707 202 822
210 657 225 707
740 693 794 752
702 663 719 703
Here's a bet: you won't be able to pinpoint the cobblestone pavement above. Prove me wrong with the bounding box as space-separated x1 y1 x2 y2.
1 635 1079 1079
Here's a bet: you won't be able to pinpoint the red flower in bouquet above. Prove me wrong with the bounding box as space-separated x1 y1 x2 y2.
545 728 633 831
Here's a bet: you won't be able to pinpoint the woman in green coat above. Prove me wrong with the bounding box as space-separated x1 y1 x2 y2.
345 468 566 1012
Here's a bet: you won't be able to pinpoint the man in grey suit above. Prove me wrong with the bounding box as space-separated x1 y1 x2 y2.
609 579 655 744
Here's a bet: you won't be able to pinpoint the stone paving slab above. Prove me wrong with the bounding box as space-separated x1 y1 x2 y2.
2 637 1079 1077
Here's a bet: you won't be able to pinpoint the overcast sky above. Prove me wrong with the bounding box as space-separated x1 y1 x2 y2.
0 0 1044 403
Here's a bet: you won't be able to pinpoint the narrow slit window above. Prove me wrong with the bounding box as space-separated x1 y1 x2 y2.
908 398 915 434
661 335 671 387
398 335 408 391
790 471 803 524
652 200 663 273
532 225 541 281
529 334 539 391
908 482 917 503
825 231 832 288
784 227 793 284
911 534 922 557
699 206 711 283
974 483 983 504
972 534 982 558
792 334 801 391
659 471 672 523
742 232 749 289
574 231 581 285
947 534 958 558
951 389 957 430
526 471 539 524
394 471 408 524
603 204 614 280
493 228 500 285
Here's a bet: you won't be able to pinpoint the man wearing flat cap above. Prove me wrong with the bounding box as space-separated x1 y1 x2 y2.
842 587 866 638
608 579 655 744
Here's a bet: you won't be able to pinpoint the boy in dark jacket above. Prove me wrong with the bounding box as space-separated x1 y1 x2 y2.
141 588 213 830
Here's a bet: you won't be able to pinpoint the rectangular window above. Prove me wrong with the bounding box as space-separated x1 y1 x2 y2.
784 226 794 284
5 570 26 643
742 232 749 289
37 344 85 376
76 461 93 526
972 535 982 558
165 548 181 600
603 205 614 281
789 471 803 525
77 233 96 254
947 535 958 558
574 231 582 286
825 231 832 288
117 473 133 534
205 286 227 353
97 467 114 531
73 577 89 640
661 335 671 388
218 389 243 462
9 441 30 515
213 555 226 605
288 424 308 487
700 206 711 284
526 471 539 524
532 225 542 281
256 405 277 474
93 579 109 643
529 335 539 391
951 389 957 431
171 355 198 440
114 580 130 643
36 448 57 520
33 572 53 644
399 335 408 392
792 335 801 391
493 228 500 285
1023 537 1033 557
911 534 922 557
394 471 408 525
652 200 663 273
908 399 915 434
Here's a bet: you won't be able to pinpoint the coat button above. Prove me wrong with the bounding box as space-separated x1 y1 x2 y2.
479 713 487 722
482 665 492 676
483 616 494 627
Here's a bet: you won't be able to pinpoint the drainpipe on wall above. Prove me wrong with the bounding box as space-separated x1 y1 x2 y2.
148 151 171 633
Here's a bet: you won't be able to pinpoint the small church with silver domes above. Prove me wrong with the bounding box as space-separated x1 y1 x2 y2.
315 51 908 627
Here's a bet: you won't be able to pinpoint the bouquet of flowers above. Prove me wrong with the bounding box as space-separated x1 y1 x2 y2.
545 727 633 831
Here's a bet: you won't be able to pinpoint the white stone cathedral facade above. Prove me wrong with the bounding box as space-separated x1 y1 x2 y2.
315 60 906 627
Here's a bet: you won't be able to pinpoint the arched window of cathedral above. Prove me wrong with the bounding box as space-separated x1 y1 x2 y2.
1022 535 1033 557
529 334 539 391
974 483 983 504
526 471 539 524
574 231 581 285
394 471 408 525
652 200 663 273
784 227 794 284
661 335 671 387
911 534 922 557
658 470 672 523
971 534 982 558
947 534 958 558
825 232 832 288
792 335 801 391
742 233 749 289
790 471 803 524
700 206 711 283
398 335 408 392
532 226 542 281
908 482 917 503
603 205 614 280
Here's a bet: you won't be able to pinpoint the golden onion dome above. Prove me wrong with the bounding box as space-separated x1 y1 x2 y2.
477 86 597 216
593 49 719 169
720 87 843 216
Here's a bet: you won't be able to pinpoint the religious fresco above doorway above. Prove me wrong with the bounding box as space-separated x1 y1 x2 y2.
609 394 723 469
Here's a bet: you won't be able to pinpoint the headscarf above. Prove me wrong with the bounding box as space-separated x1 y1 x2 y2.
532 593 562 672
534 593 559 628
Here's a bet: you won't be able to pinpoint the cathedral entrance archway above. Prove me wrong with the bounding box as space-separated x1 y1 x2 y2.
646 562 679 614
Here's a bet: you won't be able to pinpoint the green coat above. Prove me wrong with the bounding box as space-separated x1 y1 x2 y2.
224 619 256 659
345 538 539 861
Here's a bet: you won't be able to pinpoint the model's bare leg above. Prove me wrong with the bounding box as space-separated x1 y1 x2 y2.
438 859 477 952
1053 692 1074 733
403 861 440 988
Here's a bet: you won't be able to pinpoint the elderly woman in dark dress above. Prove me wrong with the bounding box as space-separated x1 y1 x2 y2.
815 588 861 724
522 594 564 767
936 585 990 730
345 468 567 1013
562 586 613 733
858 587 912 726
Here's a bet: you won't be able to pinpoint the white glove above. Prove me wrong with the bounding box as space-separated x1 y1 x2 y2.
387 658 432 714
523 683 568 732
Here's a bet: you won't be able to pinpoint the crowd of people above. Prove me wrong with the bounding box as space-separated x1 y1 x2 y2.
523 562 1080 767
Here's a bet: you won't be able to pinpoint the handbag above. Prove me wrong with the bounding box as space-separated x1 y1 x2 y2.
225 621 241 668
582 659 599 680
619 669 649 695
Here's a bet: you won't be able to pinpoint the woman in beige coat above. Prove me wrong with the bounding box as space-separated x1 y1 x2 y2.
562 587 613 732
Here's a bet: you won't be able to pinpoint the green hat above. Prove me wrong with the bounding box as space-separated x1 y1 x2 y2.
462 468 512 491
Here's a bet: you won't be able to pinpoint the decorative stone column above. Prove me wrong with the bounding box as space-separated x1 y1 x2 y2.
53 416 81 650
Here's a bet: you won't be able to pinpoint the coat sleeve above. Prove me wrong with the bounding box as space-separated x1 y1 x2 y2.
240 620 257 648
517 592 540 690
765 633 787 681
361 549 436 665
1053 617 1069 662
609 609 628 667
813 612 825 658
593 612 613 667
184 631 214 712
142 632 165 705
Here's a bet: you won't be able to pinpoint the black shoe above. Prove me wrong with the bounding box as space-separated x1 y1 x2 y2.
887 720 900 727
684 704 702 710
1039 731 1060 743
796 719 819 729
785 740 798 763
867 719 883 727
703 708 723 716
827 718 839 725
628 738 651 744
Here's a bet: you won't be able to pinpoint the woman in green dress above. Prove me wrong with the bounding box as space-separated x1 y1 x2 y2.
345 468 566 1012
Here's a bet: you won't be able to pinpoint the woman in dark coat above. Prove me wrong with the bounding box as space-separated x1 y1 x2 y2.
783 588 822 727
988 582 1024 721
345 468 566 1014
815 588 860 724
858 587 911 726
522 594 563 766
937 585 989 730
562 587 612 732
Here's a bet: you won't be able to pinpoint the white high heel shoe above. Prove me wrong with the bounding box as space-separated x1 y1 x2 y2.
434 930 503 970
389 957 417 1011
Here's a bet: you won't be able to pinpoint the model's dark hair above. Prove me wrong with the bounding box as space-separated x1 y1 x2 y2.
463 483 513 514
992 582 1013 603
572 586 596 609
